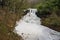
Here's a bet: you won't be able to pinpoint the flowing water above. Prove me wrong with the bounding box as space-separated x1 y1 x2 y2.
14 8 60 40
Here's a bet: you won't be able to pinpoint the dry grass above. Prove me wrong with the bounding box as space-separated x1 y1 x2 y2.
0 8 23 40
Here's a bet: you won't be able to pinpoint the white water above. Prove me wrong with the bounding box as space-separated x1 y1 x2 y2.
14 8 60 40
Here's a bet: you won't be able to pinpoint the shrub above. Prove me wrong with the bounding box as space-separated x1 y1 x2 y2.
36 0 60 31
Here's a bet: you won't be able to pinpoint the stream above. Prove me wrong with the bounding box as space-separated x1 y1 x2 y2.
14 8 60 40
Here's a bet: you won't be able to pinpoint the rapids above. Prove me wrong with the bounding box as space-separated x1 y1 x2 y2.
14 8 60 40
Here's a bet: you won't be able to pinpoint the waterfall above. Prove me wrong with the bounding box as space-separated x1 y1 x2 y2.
14 8 60 40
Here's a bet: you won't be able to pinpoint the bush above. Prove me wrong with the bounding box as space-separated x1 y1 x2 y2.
36 0 60 18
36 0 60 31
